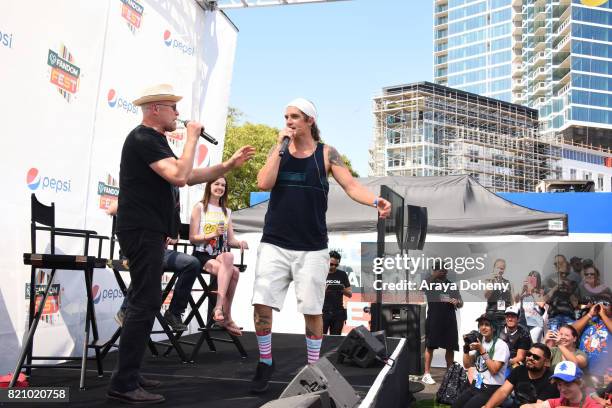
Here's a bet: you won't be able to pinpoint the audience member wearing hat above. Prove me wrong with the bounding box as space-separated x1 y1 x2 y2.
107 84 254 405
451 313 510 408
499 305 532 371
521 361 603 407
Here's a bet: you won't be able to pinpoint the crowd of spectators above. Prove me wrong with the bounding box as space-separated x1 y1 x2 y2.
424 254 611 407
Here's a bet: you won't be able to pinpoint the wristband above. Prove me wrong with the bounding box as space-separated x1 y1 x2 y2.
373 197 379 208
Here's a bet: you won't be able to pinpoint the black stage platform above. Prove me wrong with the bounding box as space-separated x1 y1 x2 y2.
19 332 409 407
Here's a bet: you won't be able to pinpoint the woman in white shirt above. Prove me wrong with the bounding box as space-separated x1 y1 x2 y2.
190 177 248 336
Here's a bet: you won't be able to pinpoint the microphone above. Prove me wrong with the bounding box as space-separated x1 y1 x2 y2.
179 119 218 145
278 136 290 157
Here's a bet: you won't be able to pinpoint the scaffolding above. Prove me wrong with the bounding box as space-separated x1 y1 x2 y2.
369 82 562 192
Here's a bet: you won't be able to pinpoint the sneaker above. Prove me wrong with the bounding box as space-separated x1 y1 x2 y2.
163 310 187 331
421 373 436 385
114 309 126 327
107 387 165 404
250 361 275 394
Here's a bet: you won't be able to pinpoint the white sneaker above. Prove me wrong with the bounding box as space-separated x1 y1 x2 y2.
421 373 435 385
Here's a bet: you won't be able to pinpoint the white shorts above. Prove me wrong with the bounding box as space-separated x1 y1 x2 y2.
251 242 329 315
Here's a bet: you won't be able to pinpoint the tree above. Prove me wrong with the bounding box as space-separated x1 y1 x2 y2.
223 111 278 209
222 108 359 209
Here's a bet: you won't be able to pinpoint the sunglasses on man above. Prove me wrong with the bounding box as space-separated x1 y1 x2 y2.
526 351 543 361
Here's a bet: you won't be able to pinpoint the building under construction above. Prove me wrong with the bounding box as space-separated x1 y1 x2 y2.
369 81 562 192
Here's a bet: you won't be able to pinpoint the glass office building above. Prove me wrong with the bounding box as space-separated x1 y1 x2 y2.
434 0 612 189
434 0 514 102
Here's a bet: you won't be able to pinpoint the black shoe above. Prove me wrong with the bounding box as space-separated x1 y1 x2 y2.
163 310 187 331
250 361 275 394
107 387 165 404
138 376 162 389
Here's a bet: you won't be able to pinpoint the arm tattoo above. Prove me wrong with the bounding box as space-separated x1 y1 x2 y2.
328 146 346 168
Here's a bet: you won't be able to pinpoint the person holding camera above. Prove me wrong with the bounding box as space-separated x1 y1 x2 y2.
483 343 559 408
574 301 611 381
518 271 547 343
521 361 603 408
422 261 463 385
545 278 579 332
545 324 587 370
322 250 352 335
452 314 510 408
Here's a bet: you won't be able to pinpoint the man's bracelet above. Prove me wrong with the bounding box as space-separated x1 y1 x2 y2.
373 197 379 208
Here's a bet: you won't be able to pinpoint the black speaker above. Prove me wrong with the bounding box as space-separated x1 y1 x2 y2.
370 304 425 375
260 390 331 408
404 205 427 250
277 357 360 408
337 326 386 368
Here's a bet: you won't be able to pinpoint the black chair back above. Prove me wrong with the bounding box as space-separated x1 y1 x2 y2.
31 194 55 255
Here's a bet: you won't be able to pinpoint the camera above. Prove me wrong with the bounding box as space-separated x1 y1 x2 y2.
463 330 481 353
593 304 601 314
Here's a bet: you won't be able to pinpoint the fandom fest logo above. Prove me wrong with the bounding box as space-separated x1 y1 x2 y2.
120 0 144 32
47 44 80 102
26 167 72 193
107 88 137 114
163 30 194 55
97 173 119 210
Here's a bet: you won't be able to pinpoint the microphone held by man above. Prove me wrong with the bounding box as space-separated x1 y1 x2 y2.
179 119 218 145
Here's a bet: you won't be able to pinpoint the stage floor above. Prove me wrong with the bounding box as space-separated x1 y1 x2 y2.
24 332 403 407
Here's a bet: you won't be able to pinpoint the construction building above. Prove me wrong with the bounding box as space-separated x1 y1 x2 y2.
369 82 562 192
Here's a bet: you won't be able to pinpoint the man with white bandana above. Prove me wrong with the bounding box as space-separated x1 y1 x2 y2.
249 98 391 393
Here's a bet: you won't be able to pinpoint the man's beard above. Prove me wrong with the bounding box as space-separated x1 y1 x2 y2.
526 363 543 373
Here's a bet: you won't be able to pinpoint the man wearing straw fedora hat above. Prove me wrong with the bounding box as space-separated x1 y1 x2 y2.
107 84 254 404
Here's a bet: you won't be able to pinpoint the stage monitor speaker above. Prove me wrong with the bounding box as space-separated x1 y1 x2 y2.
337 326 386 369
260 390 331 408
278 357 360 408
404 205 427 250
370 304 425 375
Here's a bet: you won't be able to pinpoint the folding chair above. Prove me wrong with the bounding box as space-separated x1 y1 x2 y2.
11 194 108 389
161 223 248 360
103 216 190 362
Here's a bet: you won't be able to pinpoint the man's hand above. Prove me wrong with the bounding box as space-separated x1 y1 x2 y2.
239 240 249 251
227 146 256 169
545 330 559 343
376 197 391 219
186 121 204 141
166 237 178 246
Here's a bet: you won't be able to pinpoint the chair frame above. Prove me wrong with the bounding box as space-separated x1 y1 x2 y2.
11 194 108 389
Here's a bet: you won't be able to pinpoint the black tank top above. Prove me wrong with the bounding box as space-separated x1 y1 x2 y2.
261 142 329 250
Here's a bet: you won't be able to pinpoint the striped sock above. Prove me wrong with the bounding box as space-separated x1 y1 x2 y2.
306 335 323 364
256 331 273 366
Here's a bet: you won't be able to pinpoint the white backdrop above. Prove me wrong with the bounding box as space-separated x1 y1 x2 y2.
0 0 238 374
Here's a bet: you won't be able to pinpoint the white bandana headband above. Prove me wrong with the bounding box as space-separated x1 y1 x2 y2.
286 98 317 121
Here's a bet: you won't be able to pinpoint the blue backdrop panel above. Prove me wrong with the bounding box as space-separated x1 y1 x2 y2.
499 193 612 234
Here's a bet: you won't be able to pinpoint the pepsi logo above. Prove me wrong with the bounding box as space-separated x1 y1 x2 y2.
164 30 172 46
27 168 41 190
92 285 102 304
197 144 210 167
107 89 117 107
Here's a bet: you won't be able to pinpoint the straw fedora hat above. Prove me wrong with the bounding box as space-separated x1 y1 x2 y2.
132 83 183 106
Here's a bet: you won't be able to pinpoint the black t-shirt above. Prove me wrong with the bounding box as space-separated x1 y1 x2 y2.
507 366 559 401
323 269 350 312
499 326 532 359
117 125 176 235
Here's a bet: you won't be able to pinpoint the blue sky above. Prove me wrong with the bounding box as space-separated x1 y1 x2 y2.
224 0 433 176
